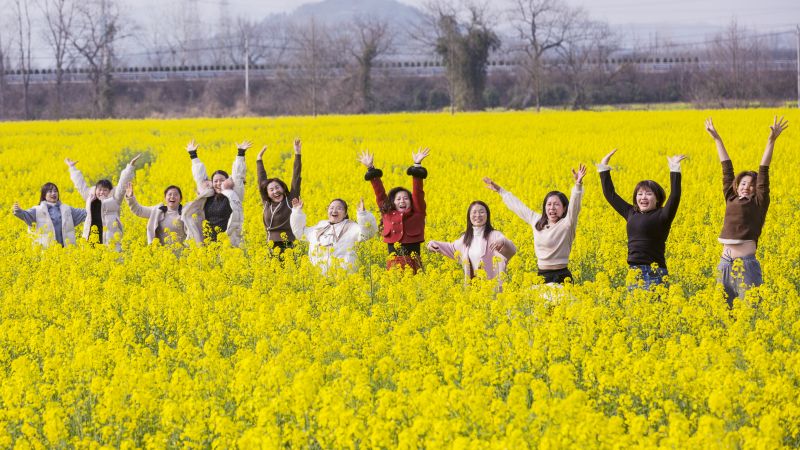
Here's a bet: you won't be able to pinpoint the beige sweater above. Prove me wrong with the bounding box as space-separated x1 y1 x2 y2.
500 184 583 268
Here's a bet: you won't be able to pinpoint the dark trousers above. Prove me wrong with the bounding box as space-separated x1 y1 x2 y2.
538 267 573 284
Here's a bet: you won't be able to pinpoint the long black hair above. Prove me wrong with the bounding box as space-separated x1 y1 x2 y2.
462 201 494 248
260 177 290 204
40 182 59 202
535 191 569 231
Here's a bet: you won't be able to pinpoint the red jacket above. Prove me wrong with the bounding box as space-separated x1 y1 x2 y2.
371 175 426 244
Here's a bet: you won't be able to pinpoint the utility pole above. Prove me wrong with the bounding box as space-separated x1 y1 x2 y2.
244 35 250 109
796 25 799 109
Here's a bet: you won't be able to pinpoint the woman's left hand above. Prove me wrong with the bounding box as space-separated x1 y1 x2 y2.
768 115 789 141
412 147 430 164
572 164 587 184
488 240 505 254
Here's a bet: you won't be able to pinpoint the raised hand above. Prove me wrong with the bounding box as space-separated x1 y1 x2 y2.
572 164 587 184
12 202 21 214
125 182 134 198
65 158 78 168
412 147 430 164
483 177 502 192
129 153 142 167
357 198 365 212
600 149 617 166
257 146 267 160
236 140 253 152
292 197 303 209
293 138 302 155
704 117 721 140
667 154 688 166
768 116 789 141
357 150 374 168
186 139 199 153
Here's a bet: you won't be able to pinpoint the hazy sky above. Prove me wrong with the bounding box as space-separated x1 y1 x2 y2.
124 0 798 31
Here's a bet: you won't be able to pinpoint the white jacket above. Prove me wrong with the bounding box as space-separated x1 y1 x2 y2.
182 186 244 247
70 164 135 250
15 201 80 247
290 207 377 273
186 155 246 247
126 195 187 245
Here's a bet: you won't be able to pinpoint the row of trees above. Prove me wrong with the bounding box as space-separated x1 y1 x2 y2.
0 0 795 120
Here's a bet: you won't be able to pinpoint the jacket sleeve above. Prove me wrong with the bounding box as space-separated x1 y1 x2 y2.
113 164 135 204
231 155 246 202
289 154 302 201
13 207 37 226
70 206 87 225
126 195 154 219
490 232 517 260
256 160 269 203
182 188 213 244
566 184 583 226
756 165 769 207
412 176 425 215
663 171 682 223
69 166 92 200
192 158 209 191
289 207 309 241
599 169 633 218
356 210 378 241
427 239 459 261
369 171 388 209
721 160 736 200
500 189 540 226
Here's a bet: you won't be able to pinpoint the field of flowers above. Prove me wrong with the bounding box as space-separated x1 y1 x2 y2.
1 110 799 448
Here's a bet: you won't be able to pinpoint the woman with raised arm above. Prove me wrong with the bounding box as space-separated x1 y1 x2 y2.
596 149 686 289
256 139 302 253
290 197 377 273
125 182 187 246
705 116 788 305
66 154 139 250
12 183 86 248
183 140 247 247
358 148 429 273
483 164 586 284
427 201 516 285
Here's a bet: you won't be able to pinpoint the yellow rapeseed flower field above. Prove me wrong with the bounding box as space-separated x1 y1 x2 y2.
1 110 799 448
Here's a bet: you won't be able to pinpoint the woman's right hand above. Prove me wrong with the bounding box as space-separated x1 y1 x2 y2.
427 241 440 252
292 198 303 209
65 158 78 168
12 202 21 214
186 139 199 153
125 182 134 198
357 150 374 168
600 149 617 166
483 177 502 192
705 117 722 140
257 146 267 161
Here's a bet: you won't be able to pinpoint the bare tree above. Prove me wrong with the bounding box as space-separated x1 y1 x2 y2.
704 20 769 105
507 0 584 111
288 17 341 116
554 19 618 109
348 16 393 113
71 0 123 117
423 1 500 111
38 0 76 119
13 0 34 119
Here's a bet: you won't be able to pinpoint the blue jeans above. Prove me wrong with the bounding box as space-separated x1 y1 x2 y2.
717 255 763 307
628 265 668 290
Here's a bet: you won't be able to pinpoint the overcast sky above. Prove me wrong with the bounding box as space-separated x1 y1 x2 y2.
124 0 798 31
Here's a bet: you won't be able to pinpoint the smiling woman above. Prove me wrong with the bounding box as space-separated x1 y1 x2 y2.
597 149 687 289
257 138 302 253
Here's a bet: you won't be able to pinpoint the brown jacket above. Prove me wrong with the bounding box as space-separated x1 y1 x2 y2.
719 160 769 242
257 155 301 242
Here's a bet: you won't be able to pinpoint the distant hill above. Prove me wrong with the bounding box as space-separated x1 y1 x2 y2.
288 0 425 28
